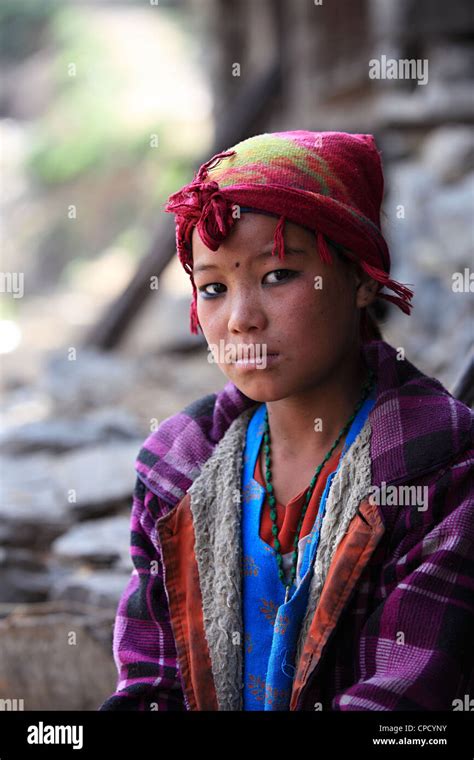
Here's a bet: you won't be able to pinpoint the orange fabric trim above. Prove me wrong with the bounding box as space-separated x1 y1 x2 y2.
289 497 385 709
156 493 219 711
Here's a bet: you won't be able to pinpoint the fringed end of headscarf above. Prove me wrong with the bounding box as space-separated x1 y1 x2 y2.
316 230 333 265
360 261 414 316
189 278 200 335
271 215 286 261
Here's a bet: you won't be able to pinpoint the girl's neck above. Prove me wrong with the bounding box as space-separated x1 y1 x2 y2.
264 353 370 462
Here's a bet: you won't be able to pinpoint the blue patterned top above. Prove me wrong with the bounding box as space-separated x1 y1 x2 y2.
241 390 376 710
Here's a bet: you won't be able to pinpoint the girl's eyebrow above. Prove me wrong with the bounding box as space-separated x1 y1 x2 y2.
193 246 306 274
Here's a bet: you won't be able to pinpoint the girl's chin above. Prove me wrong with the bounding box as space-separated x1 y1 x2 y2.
223 373 289 403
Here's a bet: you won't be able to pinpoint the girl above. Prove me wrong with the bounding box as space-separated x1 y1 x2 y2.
100 131 473 711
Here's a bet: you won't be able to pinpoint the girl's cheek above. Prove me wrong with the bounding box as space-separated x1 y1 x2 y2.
197 303 225 337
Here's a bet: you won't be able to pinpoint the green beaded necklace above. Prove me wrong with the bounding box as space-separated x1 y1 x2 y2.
262 368 376 604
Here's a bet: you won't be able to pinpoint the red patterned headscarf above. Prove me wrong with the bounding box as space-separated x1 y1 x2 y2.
164 130 414 340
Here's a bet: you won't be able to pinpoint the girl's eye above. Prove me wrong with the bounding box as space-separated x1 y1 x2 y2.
197 269 298 299
263 269 298 285
198 282 226 298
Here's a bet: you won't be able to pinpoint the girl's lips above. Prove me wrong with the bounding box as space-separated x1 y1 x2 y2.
232 353 280 370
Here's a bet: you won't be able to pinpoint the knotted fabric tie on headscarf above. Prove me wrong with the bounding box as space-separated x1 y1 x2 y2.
164 131 414 337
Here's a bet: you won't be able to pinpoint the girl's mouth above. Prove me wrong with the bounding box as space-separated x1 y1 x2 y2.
233 353 280 370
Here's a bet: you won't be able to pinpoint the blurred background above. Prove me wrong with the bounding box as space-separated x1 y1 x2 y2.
0 0 473 709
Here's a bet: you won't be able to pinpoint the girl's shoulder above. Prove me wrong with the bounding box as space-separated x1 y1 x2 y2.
132 382 256 507
365 340 473 473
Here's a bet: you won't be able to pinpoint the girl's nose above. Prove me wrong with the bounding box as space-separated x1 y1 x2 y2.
227 294 266 334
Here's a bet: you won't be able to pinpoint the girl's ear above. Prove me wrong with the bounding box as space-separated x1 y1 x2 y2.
355 267 379 309
332 246 379 308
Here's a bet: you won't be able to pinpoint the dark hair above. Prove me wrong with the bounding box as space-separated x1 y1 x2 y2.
361 307 383 342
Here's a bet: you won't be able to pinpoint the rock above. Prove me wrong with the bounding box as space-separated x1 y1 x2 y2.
376 84 474 127
0 440 141 547
52 439 142 519
0 453 72 547
0 386 52 434
49 568 132 609
425 41 474 84
51 514 131 569
428 174 474 267
376 125 474 392
0 547 55 603
420 127 474 184
39 348 140 414
378 130 424 162
0 406 141 456
0 567 52 604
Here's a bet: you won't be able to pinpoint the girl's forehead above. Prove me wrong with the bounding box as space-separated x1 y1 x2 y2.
192 213 315 253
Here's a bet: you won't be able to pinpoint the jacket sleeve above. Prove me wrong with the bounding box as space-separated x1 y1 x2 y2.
333 451 474 711
98 475 186 711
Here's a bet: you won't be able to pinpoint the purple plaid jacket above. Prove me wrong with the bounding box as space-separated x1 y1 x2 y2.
99 340 474 711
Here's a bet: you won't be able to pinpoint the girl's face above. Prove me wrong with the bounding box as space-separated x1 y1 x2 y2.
191 212 376 402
